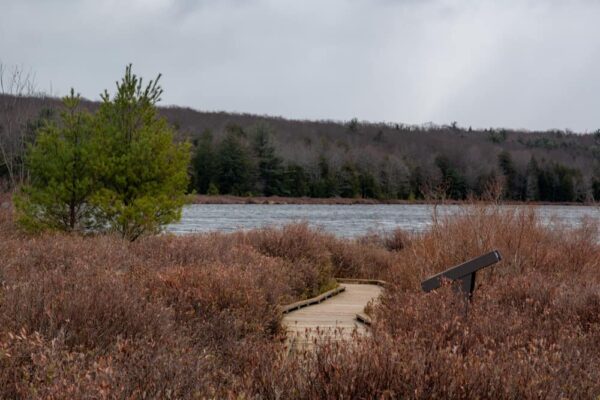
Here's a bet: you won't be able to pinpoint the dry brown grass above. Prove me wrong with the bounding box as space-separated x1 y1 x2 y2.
245 206 600 399
0 199 599 398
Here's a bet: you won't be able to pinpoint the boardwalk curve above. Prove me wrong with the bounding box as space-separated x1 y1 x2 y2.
283 283 383 348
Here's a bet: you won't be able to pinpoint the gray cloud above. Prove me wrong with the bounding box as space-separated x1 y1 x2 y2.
1 0 599 131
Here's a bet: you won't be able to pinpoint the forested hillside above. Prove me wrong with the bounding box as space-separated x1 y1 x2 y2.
2 94 599 202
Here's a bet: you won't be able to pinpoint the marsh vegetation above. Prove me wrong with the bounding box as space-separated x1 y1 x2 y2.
1 197 598 398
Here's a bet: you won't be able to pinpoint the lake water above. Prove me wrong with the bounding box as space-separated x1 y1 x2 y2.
167 204 599 238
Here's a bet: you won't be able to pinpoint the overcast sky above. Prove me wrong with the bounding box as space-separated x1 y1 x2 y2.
1 0 600 131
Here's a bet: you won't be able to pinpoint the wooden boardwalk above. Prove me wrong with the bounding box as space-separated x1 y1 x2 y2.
283 283 383 348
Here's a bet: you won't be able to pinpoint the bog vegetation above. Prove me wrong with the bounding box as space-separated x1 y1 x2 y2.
0 195 598 398
1 63 599 202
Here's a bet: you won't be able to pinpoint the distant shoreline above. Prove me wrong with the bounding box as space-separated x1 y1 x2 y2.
189 195 596 207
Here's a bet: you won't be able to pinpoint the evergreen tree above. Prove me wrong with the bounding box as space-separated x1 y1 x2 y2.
435 155 467 199
592 176 600 201
337 163 360 198
252 124 284 196
347 118 359 133
359 169 381 199
553 163 576 202
378 164 393 199
525 157 540 201
216 129 254 195
409 166 425 199
192 129 216 194
536 162 582 202
92 65 190 241
14 90 97 232
537 164 555 201
310 156 336 197
498 151 523 200
207 182 219 196
283 163 309 197
591 164 600 202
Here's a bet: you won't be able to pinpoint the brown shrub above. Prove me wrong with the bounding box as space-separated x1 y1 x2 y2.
0 202 599 398
1 265 172 350
359 228 412 252
247 273 600 399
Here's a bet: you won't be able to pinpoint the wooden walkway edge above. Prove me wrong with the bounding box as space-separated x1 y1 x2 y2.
280 286 346 314
282 283 384 348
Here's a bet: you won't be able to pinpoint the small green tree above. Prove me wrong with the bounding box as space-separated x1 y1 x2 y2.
14 90 97 232
207 182 219 196
92 65 190 240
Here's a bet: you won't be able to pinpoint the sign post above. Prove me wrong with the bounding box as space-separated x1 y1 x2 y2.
421 250 502 302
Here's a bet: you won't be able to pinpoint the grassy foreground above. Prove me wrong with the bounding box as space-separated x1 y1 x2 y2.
0 196 599 398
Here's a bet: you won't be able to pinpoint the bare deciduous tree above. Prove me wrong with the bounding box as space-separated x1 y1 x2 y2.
0 62 39 190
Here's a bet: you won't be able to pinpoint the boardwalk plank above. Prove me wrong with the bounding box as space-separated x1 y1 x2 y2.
283 283 383 349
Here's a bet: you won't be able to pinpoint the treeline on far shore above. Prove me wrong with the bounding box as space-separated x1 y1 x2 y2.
2 93 600 203
190 122 600 203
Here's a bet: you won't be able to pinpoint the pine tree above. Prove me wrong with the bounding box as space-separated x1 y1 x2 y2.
553 163 576 202
537 164 555 201
409 166 425 199
14 90 97 232
283 163 309 197
498 151 523 200
216 129 254 195
359 169 381 199
525 157 540 201
435 155 467 200
592 176 600 202
192 129 216 194
92 65 190 241
252 124 284 196
311 156 336 197
337 163 360 198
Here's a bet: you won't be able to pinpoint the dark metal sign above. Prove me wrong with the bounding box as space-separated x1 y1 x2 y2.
421 250 502 300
